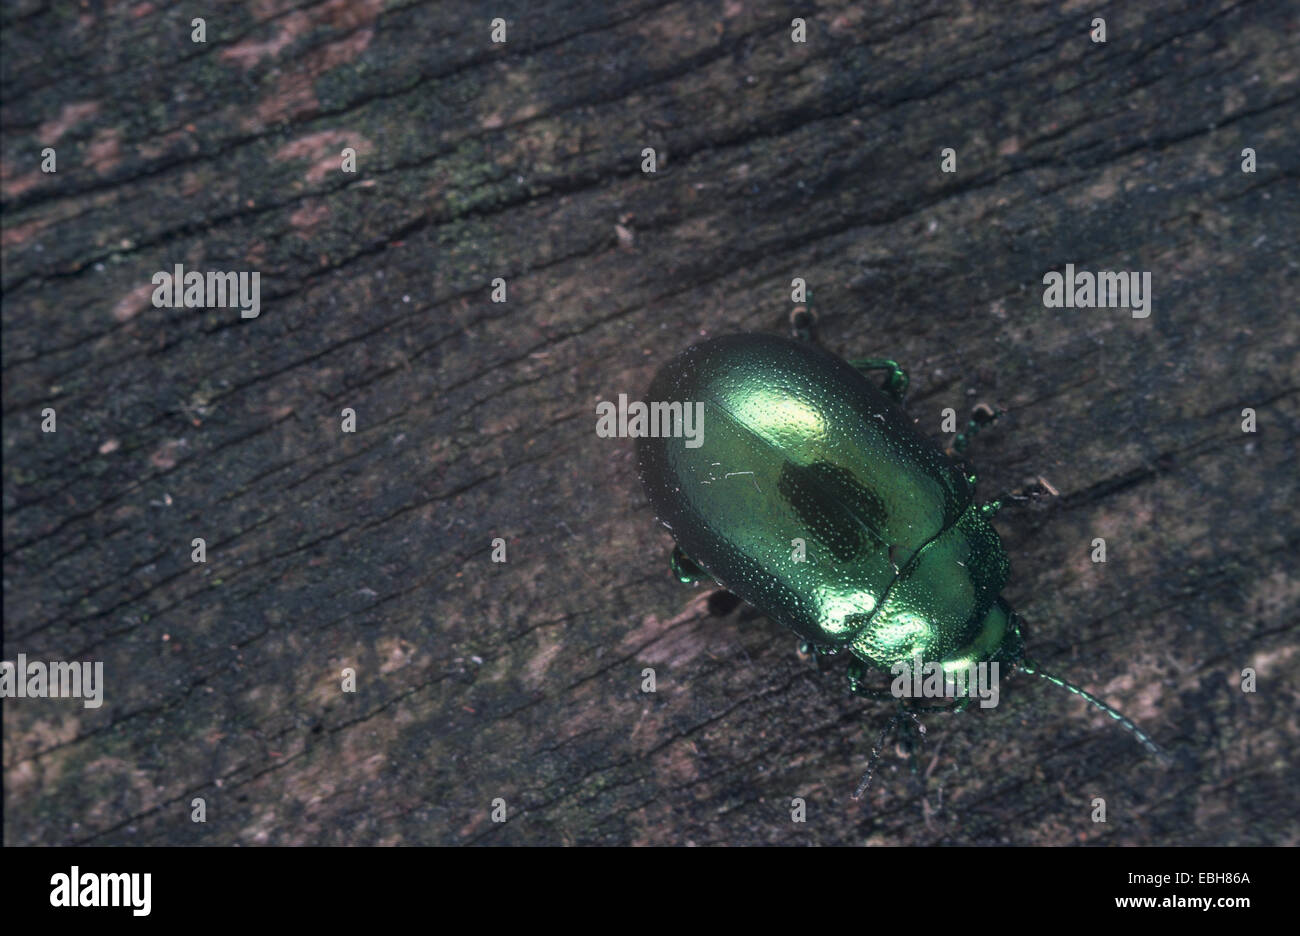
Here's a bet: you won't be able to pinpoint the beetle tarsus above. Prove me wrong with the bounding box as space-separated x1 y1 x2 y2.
853 710 904 800
854 709 925 800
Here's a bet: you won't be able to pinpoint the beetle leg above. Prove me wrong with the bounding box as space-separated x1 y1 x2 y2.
853 707 928 801
846 660 896 699
850 684 904 700
789 303 817 342
903 697 970 714
846 661 981 710
853 708 909 800
983 477 1059 513
668 546 708 584
896 709 927 767
797 641 835 672
949 402 1003 454
848 358 910 404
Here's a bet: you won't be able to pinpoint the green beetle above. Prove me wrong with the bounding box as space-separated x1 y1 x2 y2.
636 329 1165 796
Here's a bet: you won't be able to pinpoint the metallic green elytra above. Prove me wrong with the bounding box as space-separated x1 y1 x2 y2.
636 332 1165 796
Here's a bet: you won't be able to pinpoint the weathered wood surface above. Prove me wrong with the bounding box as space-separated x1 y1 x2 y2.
3 0 1297 846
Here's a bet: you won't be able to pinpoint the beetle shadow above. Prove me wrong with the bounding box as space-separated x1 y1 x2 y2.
706 589 743 617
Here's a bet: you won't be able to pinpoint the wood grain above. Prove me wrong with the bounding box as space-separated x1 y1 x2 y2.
3 0 1297 845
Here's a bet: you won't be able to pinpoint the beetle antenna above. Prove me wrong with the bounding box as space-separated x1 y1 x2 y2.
853 710 905 800
1020 657 1170 764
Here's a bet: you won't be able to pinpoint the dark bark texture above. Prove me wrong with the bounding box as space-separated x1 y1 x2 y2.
3 0 1297 845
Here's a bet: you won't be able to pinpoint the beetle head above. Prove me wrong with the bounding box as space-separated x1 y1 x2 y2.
930 595 1024 673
